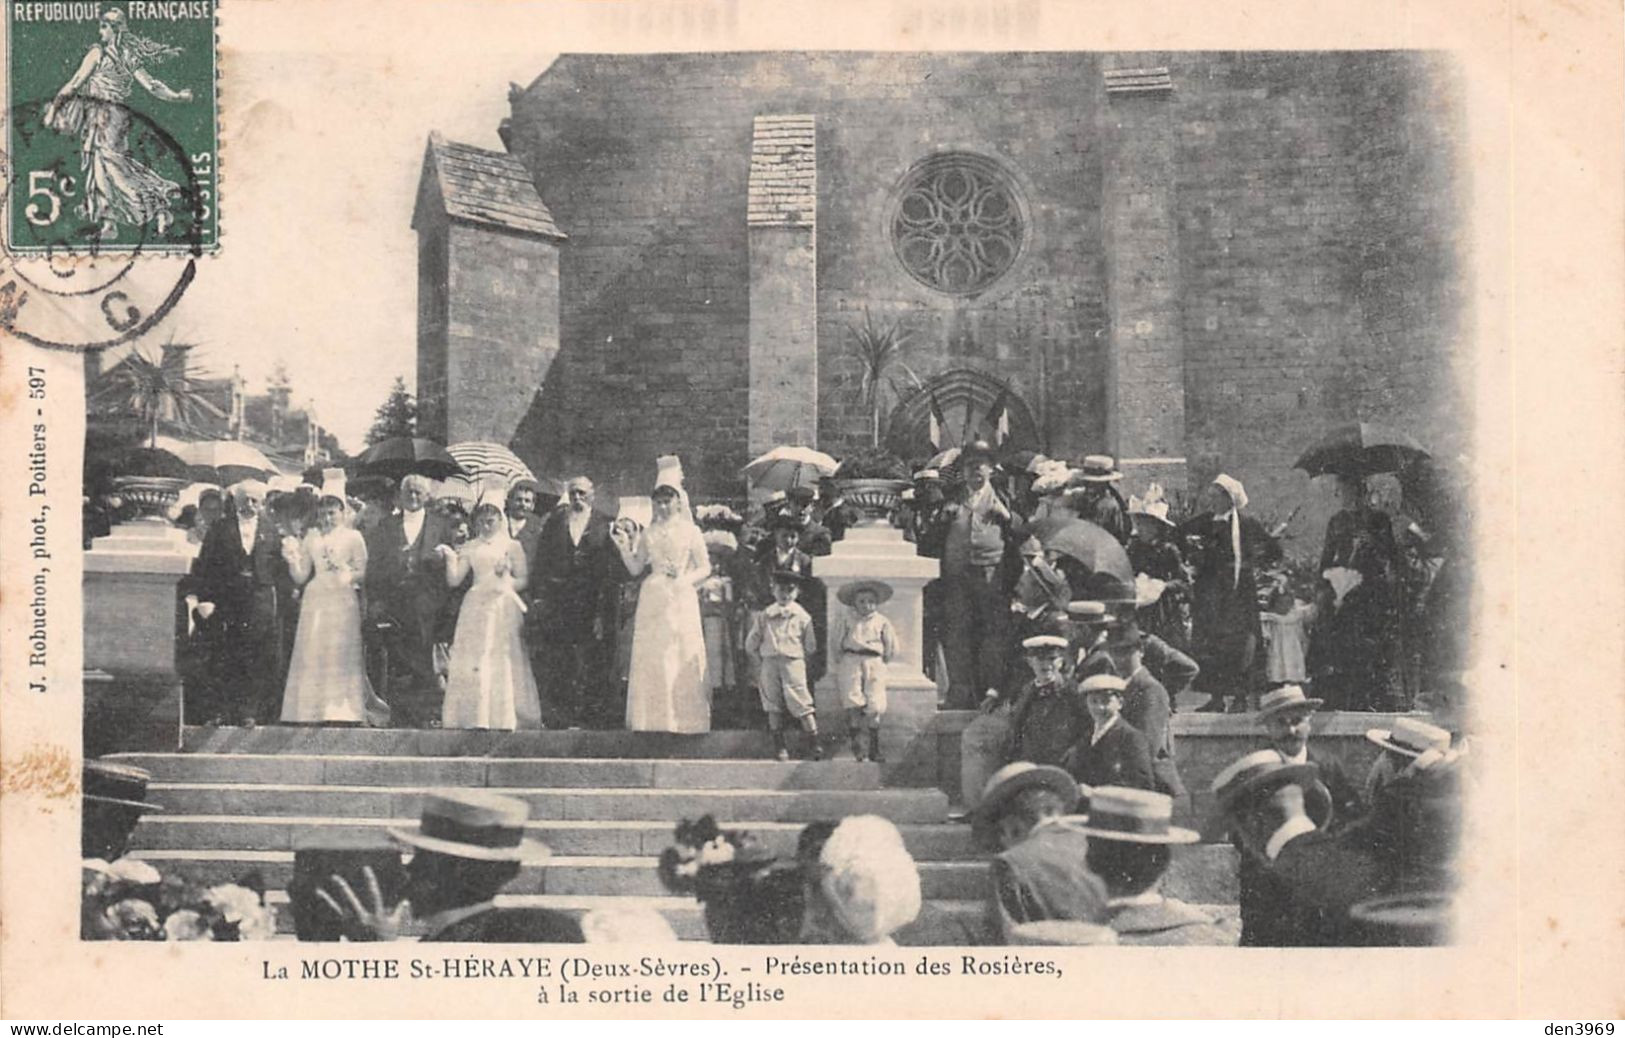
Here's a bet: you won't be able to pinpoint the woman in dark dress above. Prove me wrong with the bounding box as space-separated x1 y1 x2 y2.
1176 475 1281 713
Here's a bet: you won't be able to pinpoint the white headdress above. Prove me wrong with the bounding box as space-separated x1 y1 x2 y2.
651 454 693 526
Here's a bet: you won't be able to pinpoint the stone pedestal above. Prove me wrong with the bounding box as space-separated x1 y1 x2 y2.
83 520 195 677
813 525 940 779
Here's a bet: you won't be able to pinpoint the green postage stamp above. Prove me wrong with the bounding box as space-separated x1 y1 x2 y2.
5 0 218 254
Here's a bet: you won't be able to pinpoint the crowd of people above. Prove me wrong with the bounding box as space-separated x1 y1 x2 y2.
84 693 1465 945
155 436 1467 744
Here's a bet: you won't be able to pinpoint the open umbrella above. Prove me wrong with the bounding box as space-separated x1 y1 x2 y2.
447 442 535 485
926 446 962 471
741 445 838 492
355 436 465 481
1294 423 1429 478
1030 515 1136 601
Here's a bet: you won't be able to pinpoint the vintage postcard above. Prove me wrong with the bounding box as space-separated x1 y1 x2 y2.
1 0 1620 1022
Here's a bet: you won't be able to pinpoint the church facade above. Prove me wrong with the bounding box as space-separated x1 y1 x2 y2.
414 51 1469 511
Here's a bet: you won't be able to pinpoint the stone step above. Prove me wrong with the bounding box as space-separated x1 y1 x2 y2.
251 890 997 942
130 815 979 860
146 782 952 823
130 849 988 900
109 753 880 791
180 726 781 759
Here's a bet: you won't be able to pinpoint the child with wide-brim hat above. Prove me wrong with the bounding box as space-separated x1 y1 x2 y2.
832 579 898 761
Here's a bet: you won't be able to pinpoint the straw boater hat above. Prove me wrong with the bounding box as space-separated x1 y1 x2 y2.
1365 717 1452 759
1062 786 1198 844
972 762 1081 849
389 790 551 863
1066 600 1116 626
1210 749 1332 823
82 761 163 813
1077 454 1124 483
837 579 894 607
1256 684 1324 721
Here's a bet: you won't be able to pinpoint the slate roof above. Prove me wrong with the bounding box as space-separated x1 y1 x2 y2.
416 131 565 238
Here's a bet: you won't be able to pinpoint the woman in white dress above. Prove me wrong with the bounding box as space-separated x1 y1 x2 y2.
280 494 390 725
436 501 542 731
613 456 712 733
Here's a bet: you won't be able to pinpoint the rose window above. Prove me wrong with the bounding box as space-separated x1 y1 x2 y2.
890 153 1025 295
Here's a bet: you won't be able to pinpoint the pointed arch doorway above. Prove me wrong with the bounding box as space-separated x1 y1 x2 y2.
885 369 1041 463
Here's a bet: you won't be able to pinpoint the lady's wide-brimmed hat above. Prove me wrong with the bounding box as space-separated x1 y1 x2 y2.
837 579 894 607
83 761 163 813
389 790 551 863
1257 684 1324 721
1210 749 1332 824
1062 786 1199 844
1077 454 1124 483
1366 717 1452 759
972 762 1080 849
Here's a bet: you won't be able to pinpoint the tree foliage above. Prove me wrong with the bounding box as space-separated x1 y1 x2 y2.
365 376 417 446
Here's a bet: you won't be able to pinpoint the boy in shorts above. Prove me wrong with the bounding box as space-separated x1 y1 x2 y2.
831 579 898 762
746 571 820 760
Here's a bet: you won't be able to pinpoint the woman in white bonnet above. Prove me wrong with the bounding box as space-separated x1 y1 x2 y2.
800 815 922 945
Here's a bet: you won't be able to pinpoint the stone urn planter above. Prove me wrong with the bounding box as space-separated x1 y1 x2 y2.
833 478 911 527
110 475 189 521
832 448 912 527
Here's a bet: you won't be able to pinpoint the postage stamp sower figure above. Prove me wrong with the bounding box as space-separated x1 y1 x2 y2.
7 0 218 254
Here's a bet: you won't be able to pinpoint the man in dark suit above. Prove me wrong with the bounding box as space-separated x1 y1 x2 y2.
1089 618 1185 800
191 480 293 725
1064 674 1156 793
320 791 583 943
1225 684 1365 945
533 476 620 728
505 479 545 577
363 474 451 727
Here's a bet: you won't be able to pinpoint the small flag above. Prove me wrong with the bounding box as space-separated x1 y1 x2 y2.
984 382 1011 445
927 389 949 449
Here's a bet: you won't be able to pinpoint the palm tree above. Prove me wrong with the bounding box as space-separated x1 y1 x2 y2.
847 309 920 447
91 342 224 448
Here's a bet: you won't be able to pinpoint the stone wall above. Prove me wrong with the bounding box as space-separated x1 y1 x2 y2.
496 51 1466 521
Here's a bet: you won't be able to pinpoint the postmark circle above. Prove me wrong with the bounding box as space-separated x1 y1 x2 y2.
1 98 202 353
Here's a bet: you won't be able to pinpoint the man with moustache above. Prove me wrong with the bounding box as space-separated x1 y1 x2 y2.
191 480 294 726
365 474 453 727
534 476 620 728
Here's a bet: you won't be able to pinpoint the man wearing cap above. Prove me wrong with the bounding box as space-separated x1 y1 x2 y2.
1222 736 1465 946
192 479 296 726
1362 717 1452 803
958 623 1086 812
1222 687 1366 944
1080 786 1233 945
1064 674 1156 793
1094 617 1185 801
533 476 621 728
972 763 1109 941
1067 455 1132 545
81 760 163 864
319 790 582 943
749 513 826 686
1211 748 1355 945
783 485 833 557
1258 685 1363 824
935 441 1028 709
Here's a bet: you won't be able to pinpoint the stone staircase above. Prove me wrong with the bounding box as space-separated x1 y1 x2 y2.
113 727 1239 941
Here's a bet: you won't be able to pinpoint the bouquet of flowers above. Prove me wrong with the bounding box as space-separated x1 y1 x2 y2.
695 504 745 532
82 859 278 941
657 816 806 944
